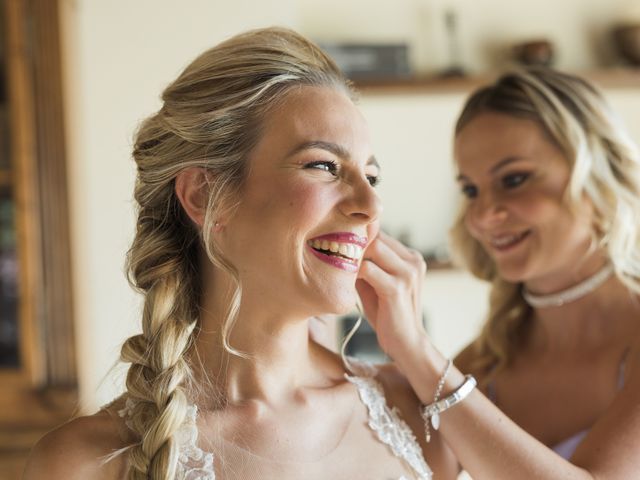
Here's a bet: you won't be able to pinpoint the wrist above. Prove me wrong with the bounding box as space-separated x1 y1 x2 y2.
392 334 450 401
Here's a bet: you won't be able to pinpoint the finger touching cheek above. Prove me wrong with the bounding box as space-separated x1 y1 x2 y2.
358 259 399 297
367 221 381 244
355 278 378 309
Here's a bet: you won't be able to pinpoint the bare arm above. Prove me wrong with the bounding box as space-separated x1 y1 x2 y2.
357 232 640 480
398 337 640 480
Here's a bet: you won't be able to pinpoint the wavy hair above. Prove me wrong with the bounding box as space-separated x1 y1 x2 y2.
119 27 352 479
450 67 640 373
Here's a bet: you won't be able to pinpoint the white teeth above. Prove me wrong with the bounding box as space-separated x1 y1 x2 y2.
490 233 526 248
308 239 364 261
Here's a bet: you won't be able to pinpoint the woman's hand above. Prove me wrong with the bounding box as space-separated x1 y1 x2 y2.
356 231 430 364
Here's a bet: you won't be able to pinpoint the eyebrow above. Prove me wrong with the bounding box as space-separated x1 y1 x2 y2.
288 140 379 168
456 156 527 182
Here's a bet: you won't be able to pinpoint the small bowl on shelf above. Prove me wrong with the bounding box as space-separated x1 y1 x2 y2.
613 23 640 66
513 39 554 67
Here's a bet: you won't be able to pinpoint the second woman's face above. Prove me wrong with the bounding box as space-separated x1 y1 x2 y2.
454 112 594 287
218 86 381 316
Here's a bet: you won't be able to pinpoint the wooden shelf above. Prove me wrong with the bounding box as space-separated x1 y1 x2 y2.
355 68 640 95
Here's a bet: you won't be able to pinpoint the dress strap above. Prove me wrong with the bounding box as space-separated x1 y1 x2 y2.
345 361 432 480
617 347 631 389
99 396 134 445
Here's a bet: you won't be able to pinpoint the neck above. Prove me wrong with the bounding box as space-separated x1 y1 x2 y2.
522 262 614 309
191 269 343 406
528 275 635 353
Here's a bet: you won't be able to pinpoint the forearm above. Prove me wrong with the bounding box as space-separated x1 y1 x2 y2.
396 338 593 480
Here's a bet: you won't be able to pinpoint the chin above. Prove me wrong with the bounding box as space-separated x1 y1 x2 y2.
314 287 358 317
494 261 531 284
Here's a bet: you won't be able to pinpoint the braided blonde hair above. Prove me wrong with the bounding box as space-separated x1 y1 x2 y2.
450 67 640 373
119 27 352 479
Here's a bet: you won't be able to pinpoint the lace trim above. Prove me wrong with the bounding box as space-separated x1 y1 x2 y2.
117 362 430 480
118 398 216 480
346 364 432 480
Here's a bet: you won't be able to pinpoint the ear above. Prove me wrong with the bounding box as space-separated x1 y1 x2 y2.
175 167 210 228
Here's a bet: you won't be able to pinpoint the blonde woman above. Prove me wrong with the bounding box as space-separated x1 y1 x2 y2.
23 27 456 480
376 68 640 479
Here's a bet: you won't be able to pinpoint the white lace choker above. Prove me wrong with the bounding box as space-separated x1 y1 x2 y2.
522 263 614 308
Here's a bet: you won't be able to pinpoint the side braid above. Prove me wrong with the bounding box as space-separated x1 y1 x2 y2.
121 185 200 478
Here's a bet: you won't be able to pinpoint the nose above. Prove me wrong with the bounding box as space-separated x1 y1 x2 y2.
341 177 382 224
466 191 508 231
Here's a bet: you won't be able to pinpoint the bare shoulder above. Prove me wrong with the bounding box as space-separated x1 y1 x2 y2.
23 410 129 480
570 335 640 475
453 341 477 373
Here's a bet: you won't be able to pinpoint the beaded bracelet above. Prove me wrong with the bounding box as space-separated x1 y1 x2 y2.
424 359 452 443
421 374 477 442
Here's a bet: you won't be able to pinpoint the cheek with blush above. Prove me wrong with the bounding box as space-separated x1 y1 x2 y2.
284 180 341 226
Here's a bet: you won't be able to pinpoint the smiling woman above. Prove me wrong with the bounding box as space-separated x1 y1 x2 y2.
433 68 640 478
212 86 382 317
21 27 454 480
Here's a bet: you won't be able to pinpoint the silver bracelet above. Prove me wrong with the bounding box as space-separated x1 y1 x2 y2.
421 374 477 441
424 359 452 443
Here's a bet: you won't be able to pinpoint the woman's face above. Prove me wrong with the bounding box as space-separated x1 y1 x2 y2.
218 86 381 316
454 112 594 289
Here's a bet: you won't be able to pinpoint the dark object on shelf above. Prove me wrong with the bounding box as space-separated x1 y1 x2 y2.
513 39 554 66
320 43 412 81
439 8 465 78
613 24 640 66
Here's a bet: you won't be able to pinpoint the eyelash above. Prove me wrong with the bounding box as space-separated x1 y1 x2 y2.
306 160 338 174
502 172 530 188
460 172 530 199
304 160 380 187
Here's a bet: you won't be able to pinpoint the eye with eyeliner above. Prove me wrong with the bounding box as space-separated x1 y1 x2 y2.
303 159 380 187
502 171 530 189
460 183 478 199
303 159 339 175
367 174 380 187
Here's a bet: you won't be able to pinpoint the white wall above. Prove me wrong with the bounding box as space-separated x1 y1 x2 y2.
60 0 640 411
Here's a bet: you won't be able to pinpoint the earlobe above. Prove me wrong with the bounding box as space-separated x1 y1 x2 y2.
175 167 210 228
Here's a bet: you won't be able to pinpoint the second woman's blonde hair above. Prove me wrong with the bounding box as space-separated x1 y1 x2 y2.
450 67 640 373
120 27 352 479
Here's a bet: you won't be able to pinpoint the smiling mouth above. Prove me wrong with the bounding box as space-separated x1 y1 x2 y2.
307 239 364 263
489 231 531 251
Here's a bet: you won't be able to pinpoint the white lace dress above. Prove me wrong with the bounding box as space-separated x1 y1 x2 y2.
118 362 432 480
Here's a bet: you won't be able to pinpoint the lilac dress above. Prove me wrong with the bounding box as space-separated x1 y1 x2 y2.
486 351 627 460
